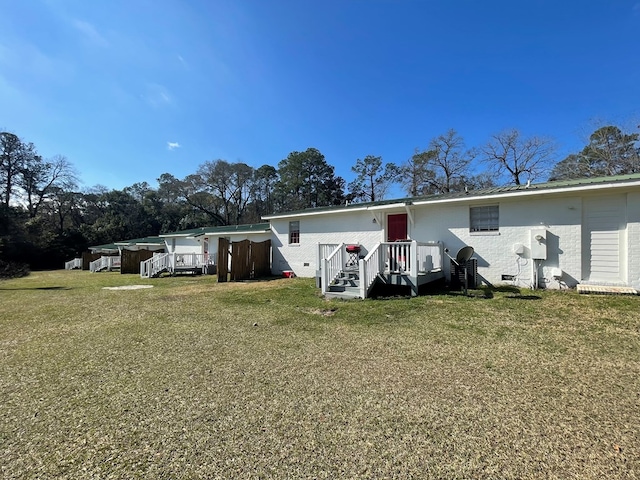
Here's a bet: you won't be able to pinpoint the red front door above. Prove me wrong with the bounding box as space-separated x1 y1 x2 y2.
387 213 408 242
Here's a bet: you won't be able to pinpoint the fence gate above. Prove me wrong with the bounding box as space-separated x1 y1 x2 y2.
218 238 271 282
121 249 157 274
250 239 272 279
82 252 104 270
217 238 230 282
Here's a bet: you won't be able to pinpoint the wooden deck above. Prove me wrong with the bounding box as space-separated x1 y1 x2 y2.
321 241 445 299
140 253 215 278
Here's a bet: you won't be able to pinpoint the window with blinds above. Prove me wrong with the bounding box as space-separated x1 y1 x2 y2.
470 205 499 232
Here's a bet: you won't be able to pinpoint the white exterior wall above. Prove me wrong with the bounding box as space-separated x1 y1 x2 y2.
164 233 271 257
627 192 640 288
269 184 640 288
167 237 201 254
410 194 583 289
270 210 385 277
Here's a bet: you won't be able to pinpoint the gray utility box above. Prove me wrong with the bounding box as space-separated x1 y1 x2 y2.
450 258 478 290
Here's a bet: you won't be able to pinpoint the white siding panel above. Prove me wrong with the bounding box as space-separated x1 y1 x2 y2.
584 196 625 283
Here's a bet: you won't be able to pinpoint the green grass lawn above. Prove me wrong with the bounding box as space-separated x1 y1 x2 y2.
1 271 638 479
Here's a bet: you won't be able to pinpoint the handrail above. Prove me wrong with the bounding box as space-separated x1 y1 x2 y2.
140 252 171 278
64 258 82 270
321 243 345 295
360 241 443 298
90 255 121 273
140 252 215 278
319 240 444 298
359 242 383 298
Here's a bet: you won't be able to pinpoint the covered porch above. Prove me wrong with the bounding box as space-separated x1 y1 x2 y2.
140 252 215 278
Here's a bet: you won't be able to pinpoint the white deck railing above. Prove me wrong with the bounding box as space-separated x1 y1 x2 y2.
359 241 444 298
89 256 121 273
64 258 82 270
140 253 215 278
359 243 384 298
321 243 345 296
140 252 171 278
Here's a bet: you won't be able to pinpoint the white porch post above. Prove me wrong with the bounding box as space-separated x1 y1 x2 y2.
410 240 419 296
322 258 329 295
359 260 366 299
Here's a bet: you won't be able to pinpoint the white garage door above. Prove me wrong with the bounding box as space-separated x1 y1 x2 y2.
583 195 626 283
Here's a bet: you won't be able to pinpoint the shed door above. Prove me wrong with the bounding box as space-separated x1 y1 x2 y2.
583 195 626 282
387 213 408 242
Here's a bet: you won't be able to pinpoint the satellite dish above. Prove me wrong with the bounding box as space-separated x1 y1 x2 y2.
456 246 474 264
444 245 474 296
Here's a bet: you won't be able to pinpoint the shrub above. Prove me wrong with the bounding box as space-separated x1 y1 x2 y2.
0 260 30 279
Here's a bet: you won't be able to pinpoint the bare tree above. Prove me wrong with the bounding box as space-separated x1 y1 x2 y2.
399 149 430 196
19 155 78 218
481 129 556 185
426 129 476 193
347 155 400 203
401 130 482 195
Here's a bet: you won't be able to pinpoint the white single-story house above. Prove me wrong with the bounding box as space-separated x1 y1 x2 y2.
114 236 166 253
88 237 166 273
140 223 272 278
264 174 640 297
159 222 271 257
89 243 119 255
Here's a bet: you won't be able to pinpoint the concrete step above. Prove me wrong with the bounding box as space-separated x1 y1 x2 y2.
325 285 362 299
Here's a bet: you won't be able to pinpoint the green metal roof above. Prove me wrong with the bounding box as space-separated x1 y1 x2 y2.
89 243 119 252
263 173 640 219
160 222 271 238
114 236 166 246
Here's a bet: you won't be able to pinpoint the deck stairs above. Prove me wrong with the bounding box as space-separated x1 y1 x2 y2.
320 241 445 300
140 252 214 278
325 267 362 299
140 252 171 278
89 256 121 273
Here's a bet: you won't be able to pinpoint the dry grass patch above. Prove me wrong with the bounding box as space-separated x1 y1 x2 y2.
1 271 639 478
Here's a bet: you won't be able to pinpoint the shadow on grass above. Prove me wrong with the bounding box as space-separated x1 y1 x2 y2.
506 294 542 300
373 283 542 301
0 286 71 291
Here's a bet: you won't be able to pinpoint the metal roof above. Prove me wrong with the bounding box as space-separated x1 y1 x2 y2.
89 243 119 252
160 222 271 238
263 173 640 219
114 236 166 246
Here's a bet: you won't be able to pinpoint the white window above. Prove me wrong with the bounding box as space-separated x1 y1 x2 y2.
289 221 300 244
470 205 499 233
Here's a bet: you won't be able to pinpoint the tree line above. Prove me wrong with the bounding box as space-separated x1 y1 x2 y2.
1 125 638 270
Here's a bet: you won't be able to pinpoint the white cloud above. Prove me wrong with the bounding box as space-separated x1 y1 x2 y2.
143 83 173 108
167 142 180 150
72 19 109 47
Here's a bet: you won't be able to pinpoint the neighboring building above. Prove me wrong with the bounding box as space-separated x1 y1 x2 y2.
113 237 166 253
159 223 272 258
88 243 119 255
136 223 273 278
264 174 640 291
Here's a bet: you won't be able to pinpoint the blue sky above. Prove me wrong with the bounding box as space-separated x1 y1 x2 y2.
2 0 639 191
